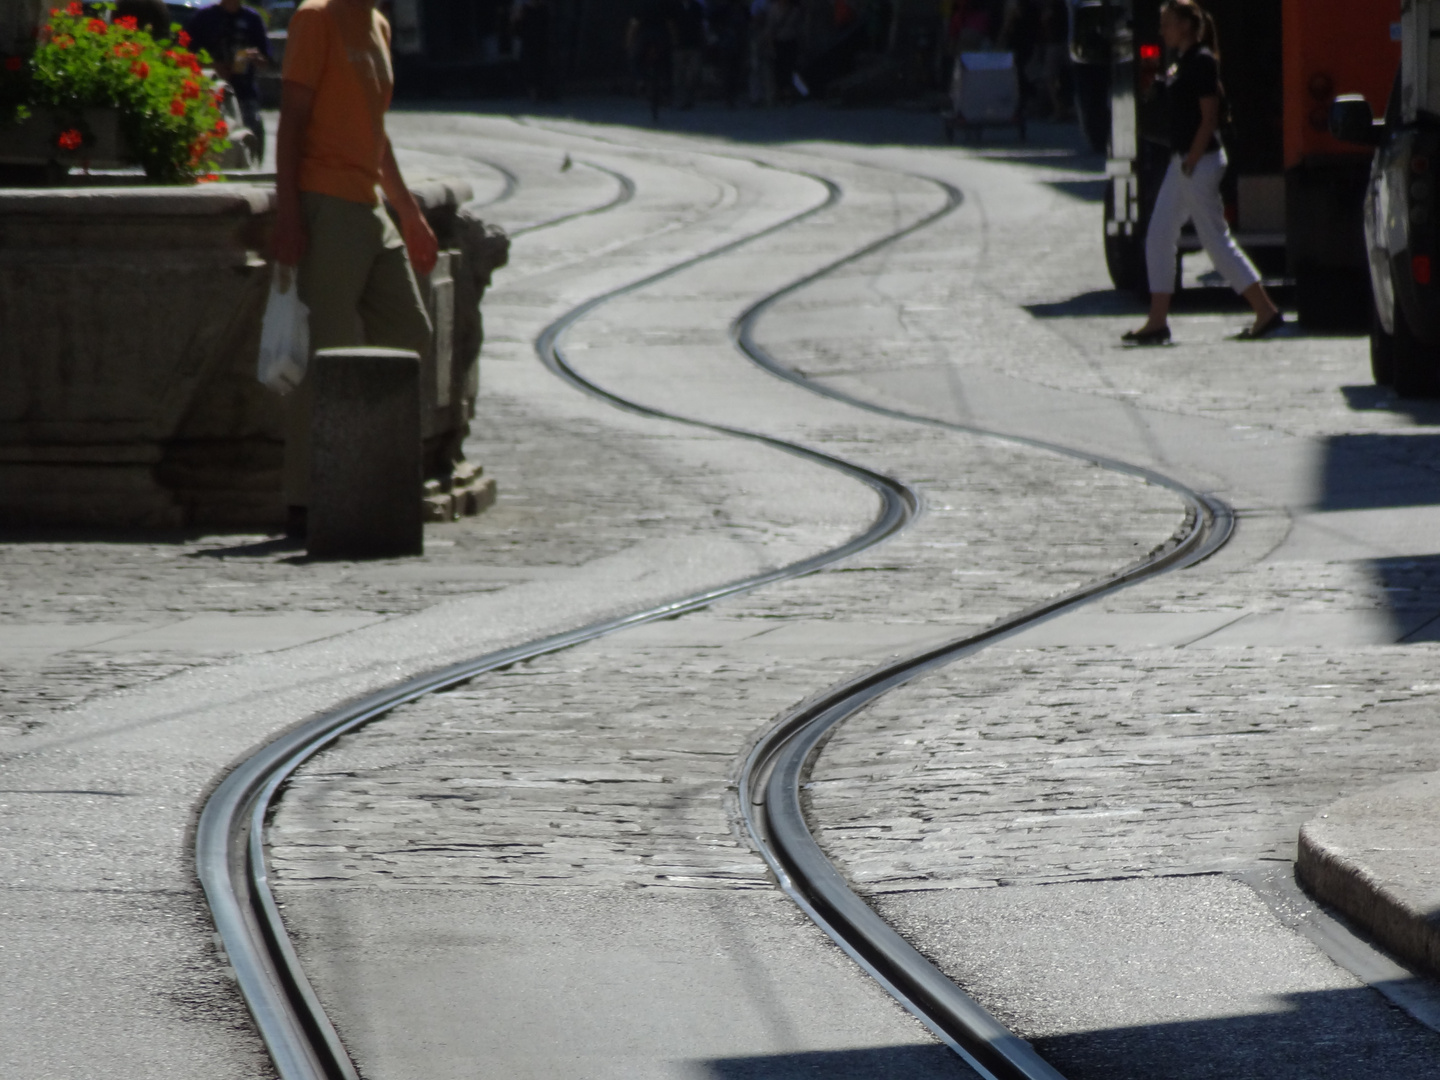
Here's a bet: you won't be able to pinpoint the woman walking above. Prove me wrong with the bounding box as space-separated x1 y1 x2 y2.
1124 0 1283 344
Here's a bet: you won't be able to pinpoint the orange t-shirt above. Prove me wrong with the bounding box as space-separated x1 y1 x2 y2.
282 0 393 206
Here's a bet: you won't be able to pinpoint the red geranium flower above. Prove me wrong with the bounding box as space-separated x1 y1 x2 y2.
181 78 199 98
4 56 22 71
177 30 191 47
169 97 186 116
54 34 74 48
85 17 106 33
131 60 149 78
56 128 82 151
66 1 83 15
213 119 228 136
197 172 220 183
115 14 137 29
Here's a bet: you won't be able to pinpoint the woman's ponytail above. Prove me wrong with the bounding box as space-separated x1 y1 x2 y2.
1199 7 1220 61
1161 0 1220 62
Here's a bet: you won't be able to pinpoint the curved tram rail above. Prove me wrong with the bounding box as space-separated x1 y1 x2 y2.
196 149 1232 1080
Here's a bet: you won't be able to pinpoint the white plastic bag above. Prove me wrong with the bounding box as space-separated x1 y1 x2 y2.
256 263 310 395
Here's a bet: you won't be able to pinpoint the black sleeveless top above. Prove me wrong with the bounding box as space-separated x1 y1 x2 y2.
1164 44 1222 155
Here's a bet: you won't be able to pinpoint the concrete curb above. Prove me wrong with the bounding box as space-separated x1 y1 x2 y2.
1297 771 1440 977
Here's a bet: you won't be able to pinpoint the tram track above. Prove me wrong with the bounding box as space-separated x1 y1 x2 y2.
196 136 1231 1080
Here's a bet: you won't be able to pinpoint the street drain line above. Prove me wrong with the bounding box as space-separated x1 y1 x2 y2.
195 145 1231 1080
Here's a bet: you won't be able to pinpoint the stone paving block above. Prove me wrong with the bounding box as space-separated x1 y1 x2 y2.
994 611 1241 648
1299 772 1440 979
1197 609 1435 648
74 614 383 655
0 623 156 663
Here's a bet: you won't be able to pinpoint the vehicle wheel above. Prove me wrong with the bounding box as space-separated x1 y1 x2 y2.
1294 264 1370 331
1104 189 1147 295
1371 298 1395 386
1391 301 1440 398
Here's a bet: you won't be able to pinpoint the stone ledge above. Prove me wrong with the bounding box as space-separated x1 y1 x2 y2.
1297 772 1440 977
0 183 277 215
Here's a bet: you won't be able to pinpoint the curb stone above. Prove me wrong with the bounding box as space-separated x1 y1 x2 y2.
1298 772 1440 977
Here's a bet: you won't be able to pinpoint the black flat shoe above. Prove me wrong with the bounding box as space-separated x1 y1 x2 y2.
1236 312 1285 340
1121 326 1172 345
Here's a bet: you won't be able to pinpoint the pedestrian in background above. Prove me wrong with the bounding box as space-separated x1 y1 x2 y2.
748 0 770 104
186 0 272 159
673 0 706 108
765 0 801 103
713 0 749 106
627 0 677 117
512 0 552 101
1124 0 1282 344
271 0 437 535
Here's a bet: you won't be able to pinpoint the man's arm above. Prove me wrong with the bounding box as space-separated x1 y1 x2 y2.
379 137 439 278
272 79 314 266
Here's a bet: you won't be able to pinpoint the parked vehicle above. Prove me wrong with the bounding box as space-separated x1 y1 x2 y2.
1335 1 1440 396
1072 0 1398 328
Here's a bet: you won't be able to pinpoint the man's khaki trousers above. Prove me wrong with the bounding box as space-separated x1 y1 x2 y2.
283 190 432 508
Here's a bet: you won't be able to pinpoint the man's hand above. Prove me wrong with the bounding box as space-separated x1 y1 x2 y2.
399 206 438 278
1181 152 1200 177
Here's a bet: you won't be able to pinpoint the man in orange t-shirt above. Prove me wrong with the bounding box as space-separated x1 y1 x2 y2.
271 0 437 533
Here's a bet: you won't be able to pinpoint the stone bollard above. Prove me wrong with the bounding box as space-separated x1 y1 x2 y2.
307 347 423 559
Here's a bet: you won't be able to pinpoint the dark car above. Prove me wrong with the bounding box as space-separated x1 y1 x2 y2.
1333 68 1440 397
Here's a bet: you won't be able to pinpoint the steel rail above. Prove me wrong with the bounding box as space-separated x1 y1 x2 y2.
193 143 1233 1080
510 161 636 237
728 169 1230 1080
195 162 911 1080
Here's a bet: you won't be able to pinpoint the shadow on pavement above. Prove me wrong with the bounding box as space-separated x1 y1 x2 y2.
1370 554 1440 642
397 94 1102 164
1317 433 1440 511
694 1044 967 1078
1342 384 1440 424
186 536 303 559
1035 986 1440 1080
1045 178 1107 202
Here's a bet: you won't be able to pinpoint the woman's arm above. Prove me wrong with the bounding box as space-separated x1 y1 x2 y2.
1184 95 1220 175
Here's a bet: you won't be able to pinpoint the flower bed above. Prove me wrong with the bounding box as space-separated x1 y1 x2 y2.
0 2 229 181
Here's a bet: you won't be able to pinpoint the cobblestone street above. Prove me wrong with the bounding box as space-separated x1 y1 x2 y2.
7 104 1440 1080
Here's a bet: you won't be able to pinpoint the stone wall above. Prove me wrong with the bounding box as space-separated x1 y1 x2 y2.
0 179 508 529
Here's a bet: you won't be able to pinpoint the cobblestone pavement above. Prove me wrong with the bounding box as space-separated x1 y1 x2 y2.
264 114 1194 1080
10 103 1440 1080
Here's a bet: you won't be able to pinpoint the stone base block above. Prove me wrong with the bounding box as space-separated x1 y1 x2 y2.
308 348 423 560
421 463 496 522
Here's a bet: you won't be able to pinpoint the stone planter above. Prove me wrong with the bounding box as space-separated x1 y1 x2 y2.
0 178 508 529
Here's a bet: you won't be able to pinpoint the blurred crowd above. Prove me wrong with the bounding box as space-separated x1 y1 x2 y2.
617 0 1075 116
945 0 1073 120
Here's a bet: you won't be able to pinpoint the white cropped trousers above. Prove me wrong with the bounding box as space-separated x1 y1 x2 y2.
1146 150 1261 296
